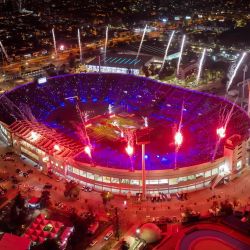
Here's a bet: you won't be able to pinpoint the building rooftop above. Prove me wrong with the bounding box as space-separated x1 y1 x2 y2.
0 233 31 250
9 120 83 158
87 54 152 69
23 214 73 245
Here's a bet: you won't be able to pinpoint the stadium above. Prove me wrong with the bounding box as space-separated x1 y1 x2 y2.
0 73 249 196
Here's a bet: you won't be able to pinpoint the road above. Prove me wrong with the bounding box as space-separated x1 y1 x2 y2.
1 35 136 76
86 225 113 250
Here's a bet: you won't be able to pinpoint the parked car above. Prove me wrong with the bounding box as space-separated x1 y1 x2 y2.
56 177 62 182
44 183 52 189
88 221 99 235
23 172 29 177
104 230 113 240
89 240 97 247
83 186 93 192
4 157 14 162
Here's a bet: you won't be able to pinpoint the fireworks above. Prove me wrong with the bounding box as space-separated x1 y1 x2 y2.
212 99 237 161
84 111 89 122
227 52 247 91
0 41 9 62
104 26 109 63
174 131 183 147
177 35 186 76
52 28 57 56
78 28 83 63
160 30 175 72
216 127 226 138
196 48 206 85
84 145 92 158
125 144 134 156
136 25 148 60
108 104 113 114
142 116 148 127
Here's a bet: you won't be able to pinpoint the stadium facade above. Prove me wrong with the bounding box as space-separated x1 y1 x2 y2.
0 73 249 196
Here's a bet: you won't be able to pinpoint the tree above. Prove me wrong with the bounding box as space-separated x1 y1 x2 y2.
120 240 129 250
67 211 93 248
58 64 67 75
40 190 51 208
101 191 113 206
31 238 60 250
142 65 149 77
68 53 76 68
220 200 233 216
114 207 121 240
64 180 80 200
9 192 29 228
14 192 26 209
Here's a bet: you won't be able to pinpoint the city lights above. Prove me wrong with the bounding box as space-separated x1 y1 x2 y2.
0 2 250 250
160 30 175 72
136 24 147 59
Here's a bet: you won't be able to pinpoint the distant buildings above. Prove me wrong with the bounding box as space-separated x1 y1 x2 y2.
86 54 153 75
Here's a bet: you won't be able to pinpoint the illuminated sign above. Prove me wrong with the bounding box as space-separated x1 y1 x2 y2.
38 77 47 84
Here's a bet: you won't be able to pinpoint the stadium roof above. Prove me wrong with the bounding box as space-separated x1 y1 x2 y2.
9 120 83 158
87 54 152 69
